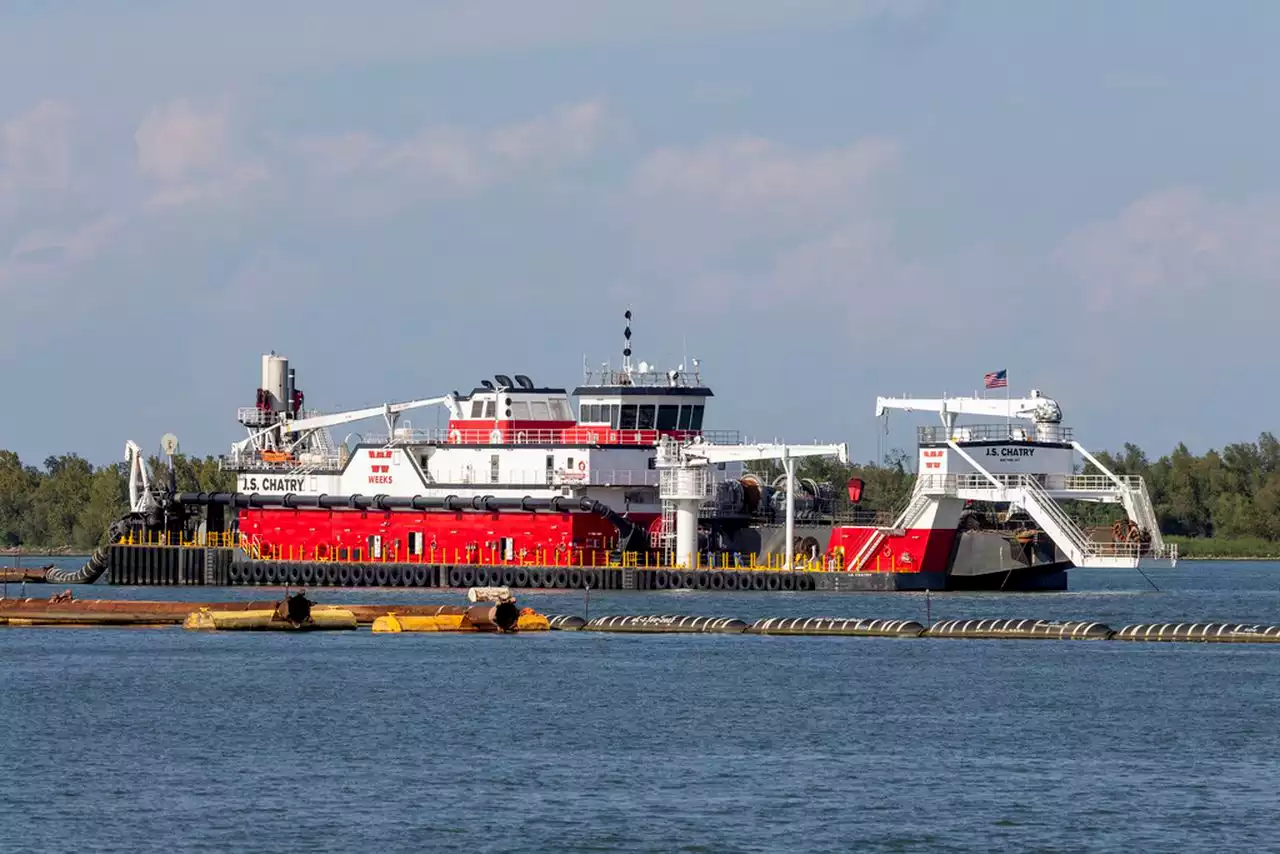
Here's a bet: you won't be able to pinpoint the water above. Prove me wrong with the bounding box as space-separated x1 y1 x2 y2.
3 561 1279 851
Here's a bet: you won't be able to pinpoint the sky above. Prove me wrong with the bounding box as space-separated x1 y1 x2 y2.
2 1 1279 468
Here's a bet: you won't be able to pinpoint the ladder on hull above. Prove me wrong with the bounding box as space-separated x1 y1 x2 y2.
846 491 933 571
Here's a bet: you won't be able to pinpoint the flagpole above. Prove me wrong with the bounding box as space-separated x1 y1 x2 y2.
1006 372 1011 438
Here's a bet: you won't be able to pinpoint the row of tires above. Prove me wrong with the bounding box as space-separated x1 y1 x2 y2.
651 570 814 592
228 562 439 587
222 561 815 591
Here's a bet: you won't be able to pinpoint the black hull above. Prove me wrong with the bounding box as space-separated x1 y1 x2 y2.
96 543 1070 592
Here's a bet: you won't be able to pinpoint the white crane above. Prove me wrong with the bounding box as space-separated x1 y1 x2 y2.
125 440 159 514
876 389 1065 441
657 438 849 570
233 394 460 461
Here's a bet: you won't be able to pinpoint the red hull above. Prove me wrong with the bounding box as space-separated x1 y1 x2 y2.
239 507 658 563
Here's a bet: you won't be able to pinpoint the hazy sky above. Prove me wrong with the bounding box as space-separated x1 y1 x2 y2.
3 1 1277 467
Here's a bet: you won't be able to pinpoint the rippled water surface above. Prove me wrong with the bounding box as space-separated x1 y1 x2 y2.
3 561 1280 852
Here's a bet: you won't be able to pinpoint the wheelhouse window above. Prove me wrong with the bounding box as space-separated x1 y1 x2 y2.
550 399 571 421
483 400 496 418
619 404 638 429
689 404 705 430
511 401 531 420
531 401 550 420
677 405 693 430
470 400 484 418
637 405 656 430
608 404 619 428
656 404 679 431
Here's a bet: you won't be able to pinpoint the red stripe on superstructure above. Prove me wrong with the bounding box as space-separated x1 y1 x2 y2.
443 419 702 445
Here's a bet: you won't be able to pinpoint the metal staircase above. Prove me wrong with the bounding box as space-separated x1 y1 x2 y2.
1120 477 1165 554
846 491 932 571
1014 475 1101 567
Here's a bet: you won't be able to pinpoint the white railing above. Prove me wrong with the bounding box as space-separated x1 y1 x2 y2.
918 424 1075 444
916 472 1146 495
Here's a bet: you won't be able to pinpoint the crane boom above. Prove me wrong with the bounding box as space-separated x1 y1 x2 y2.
281 395 458 434
679 441 849 466
876 390 1061 428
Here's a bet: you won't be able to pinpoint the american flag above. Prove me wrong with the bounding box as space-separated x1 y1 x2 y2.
984 369 1007 390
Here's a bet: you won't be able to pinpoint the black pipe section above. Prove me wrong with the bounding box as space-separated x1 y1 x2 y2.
45 516 137 585
174 492 647 550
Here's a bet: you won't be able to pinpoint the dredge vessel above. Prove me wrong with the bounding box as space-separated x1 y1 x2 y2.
66 312 1175 591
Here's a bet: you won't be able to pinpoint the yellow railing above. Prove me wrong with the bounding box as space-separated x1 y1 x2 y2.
112 531 914 573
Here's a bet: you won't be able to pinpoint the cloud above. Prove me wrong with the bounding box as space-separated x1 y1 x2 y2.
292 99 615 217
299 99 612 186
134 98 269 209
0 101 75 220
634 136 900 221
1055 188 1280 308
623 134 918 317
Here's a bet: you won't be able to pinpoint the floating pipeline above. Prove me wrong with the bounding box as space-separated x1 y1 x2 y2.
0 564 54 584
547 615 587 631
0 592 526 631
184 607 357 631
923 619 1113 640
1112 623 1280 643
371 606 545 633
746 617 924 637
583 614 749 634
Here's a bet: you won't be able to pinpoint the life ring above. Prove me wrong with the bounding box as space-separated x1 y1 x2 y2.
578 460 586 472
882 545 892 559
448 429 462 443
516 431 528 443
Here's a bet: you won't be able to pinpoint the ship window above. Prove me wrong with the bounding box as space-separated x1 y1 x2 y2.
637 405 656 430
619 404 638 429
470 400 484 418
490 454 500 483
483 400 495 418
586 403 600 422
531 401 550 420
690 404 705 430
657 404 679 431
677 405 693 430
511 401 531 420
550 399 571 420
608 404 619 428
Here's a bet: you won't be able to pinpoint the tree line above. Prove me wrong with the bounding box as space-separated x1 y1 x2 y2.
0 450 233 551
2 433 1280 550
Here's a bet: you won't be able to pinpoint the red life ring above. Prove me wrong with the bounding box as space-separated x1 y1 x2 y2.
578 460 586 471
882 545 892 559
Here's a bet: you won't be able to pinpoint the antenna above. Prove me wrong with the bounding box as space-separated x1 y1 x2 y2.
622 308 633 373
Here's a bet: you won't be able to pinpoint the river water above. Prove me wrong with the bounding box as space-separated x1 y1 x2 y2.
2 560 1278 852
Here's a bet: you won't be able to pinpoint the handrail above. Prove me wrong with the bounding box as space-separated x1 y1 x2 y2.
919 424 1075 444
